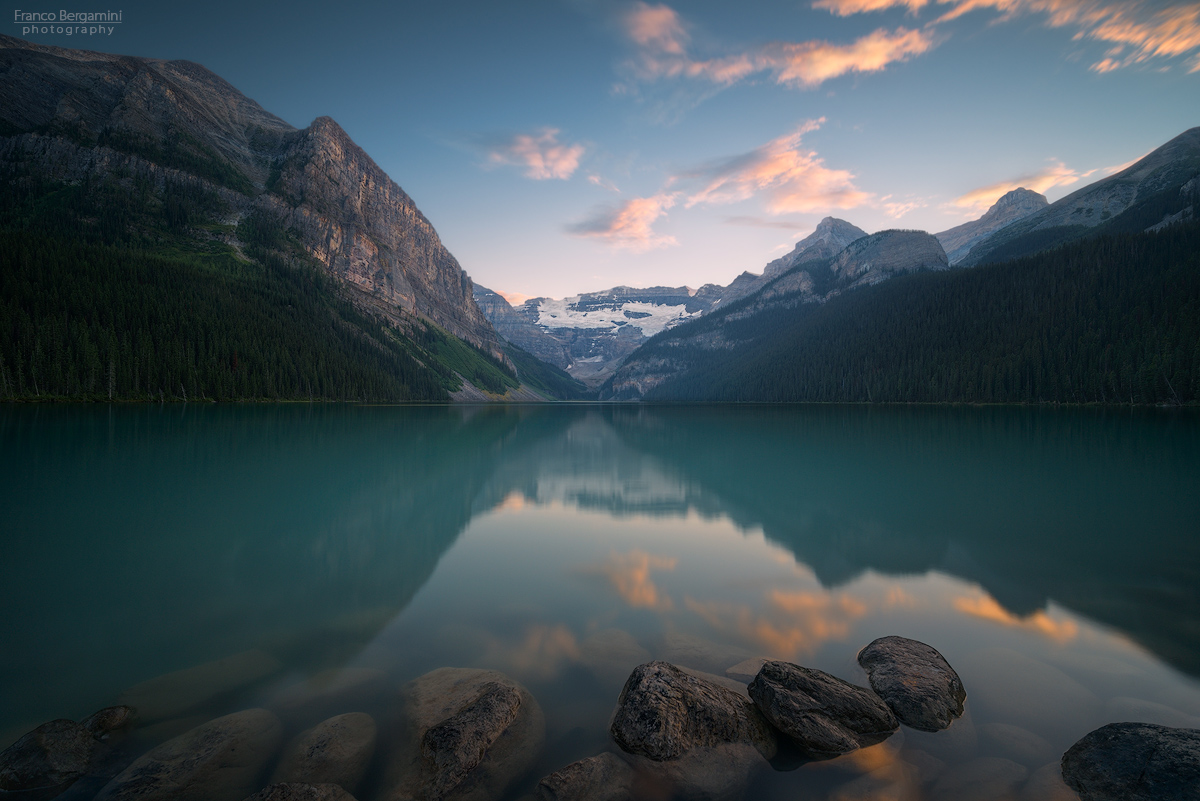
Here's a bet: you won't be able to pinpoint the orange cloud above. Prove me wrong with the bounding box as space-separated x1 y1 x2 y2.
814 0 930 14
952 159 1091 212
566 192 679 251
684 119 873 214
953 593 1080 642
486 128 585 180
685 588 869 659
761 27 937 87
934 0 1200 73
495 290 534 306
584 549 679 609
622 4 936 89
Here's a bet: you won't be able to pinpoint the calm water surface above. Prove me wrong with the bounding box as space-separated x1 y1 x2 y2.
2 404 1199 800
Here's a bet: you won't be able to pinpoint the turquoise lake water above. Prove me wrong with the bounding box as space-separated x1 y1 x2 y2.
2 403 1198 799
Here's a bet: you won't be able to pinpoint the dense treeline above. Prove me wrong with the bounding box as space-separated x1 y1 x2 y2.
641 222 1200 404
0 173 512 402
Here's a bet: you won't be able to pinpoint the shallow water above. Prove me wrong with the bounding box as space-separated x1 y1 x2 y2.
2 403 1198 799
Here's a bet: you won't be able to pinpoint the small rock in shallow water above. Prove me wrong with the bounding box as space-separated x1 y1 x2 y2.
1060 722 1200 801
0 719 94 792
81 707 136 739
610 661 777 762
857 636 965 732
535 752 634 801
269 713 376 795
243 783 357 801
747 661 897 758
93 708 284 801
382 667 544 801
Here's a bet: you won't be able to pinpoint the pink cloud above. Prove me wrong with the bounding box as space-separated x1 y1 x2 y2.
683 119 873 214
487 128 585 180
496 290 535 306
951 159 1091 211
933 0 1200 73
813 0 930 15
567 192 680 251
622 3 936 89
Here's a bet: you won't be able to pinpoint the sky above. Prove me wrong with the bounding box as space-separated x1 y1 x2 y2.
13 0 1200 300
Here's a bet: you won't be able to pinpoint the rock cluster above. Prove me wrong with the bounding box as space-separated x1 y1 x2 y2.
0 706 134 797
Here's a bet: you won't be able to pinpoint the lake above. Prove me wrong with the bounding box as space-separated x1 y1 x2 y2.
2 403 1198 800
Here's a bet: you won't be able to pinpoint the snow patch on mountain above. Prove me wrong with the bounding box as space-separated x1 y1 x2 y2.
536 298 703 337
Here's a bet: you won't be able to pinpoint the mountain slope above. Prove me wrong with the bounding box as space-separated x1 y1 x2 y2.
962 127 1200 265
0 34 534 401
936 188 1048 265
635 222 1200 404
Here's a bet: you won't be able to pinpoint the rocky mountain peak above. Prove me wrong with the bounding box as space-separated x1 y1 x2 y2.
936 188 1048 266
764 217 867 280
985 188 1048 219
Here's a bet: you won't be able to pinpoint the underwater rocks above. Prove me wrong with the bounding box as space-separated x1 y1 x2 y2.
382 667 544 801
747 661 898 758
857 636 966 732
0 707 134 797
269 713 376 796
242 783 357 801
93 708 284 801
1061 722 1200 801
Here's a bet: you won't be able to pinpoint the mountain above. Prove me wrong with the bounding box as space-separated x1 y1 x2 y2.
612 220 1200 404
936 188 1048 265
602 230 950 399
961 127 1200 266
0 34 550 401
476 284 725 386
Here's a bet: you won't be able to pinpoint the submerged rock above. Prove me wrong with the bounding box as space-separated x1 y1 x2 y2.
610 661 777 762
243 783 357 801
535 752 634 801
93 708 284 801
747 661 897 758
857 636 965 732
1061 722 1200 801
383 667 544 801
269 713 376 795
81 707 136 740
0 719 94 793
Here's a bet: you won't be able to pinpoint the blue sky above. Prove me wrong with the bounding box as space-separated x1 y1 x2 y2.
14 0 1200 299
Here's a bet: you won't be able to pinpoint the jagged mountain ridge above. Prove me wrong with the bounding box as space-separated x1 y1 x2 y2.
936 188 1048 265
0 33 502 358
961 127 1200 265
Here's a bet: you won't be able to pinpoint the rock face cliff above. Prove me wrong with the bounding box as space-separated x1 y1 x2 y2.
0 33 502 355
472 287 572 369
936 188 1048 265
831 230 949 287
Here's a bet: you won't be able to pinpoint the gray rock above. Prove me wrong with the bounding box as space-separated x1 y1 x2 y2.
93 708 284 801
610 661 777 763
269 713 377 794
117 650 282 722
242 783 357 801
81 707 136 740
383 668 544 801
857 636 965 732
1061 722 1200 801
0 719 94 793
747 661 897 758
535 753 634 801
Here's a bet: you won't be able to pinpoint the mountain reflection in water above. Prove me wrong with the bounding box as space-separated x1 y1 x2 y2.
2 403 1198 796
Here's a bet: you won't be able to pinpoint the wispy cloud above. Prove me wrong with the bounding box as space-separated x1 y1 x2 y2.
496 290 535 306
820 0 1200 73
588 173 622 192
880 195 927 217
621 2 936 90
484 128 585 180
682 118 873 213
814 0 930 14
567 192 680 251
952 159 1092 211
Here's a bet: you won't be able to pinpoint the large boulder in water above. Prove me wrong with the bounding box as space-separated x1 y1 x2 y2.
0 719 95 795
857 636 965 732
242 783 357 801
382 668 544 801
747 661 897 758
1061 722 1200 800
610 661 777 762
93 708 284 801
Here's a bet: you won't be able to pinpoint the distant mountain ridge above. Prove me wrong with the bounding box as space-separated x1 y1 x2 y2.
936 188 1048 265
